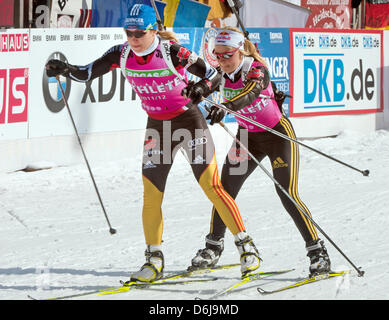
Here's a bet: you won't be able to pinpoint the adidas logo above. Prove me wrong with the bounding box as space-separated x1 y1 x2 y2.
192 155 205 164
272 157 288 169
143 161 157 169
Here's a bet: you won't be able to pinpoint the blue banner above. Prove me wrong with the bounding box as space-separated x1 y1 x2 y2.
91 0 166 28
173 0 211 28
171 27 198 50
248 28 291 117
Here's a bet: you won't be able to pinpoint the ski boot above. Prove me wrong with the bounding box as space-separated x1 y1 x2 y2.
235 233 261 278
191 234 224 269
307 240 331 277
130 246 164 283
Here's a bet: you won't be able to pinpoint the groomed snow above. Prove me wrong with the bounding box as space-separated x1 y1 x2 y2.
1 124 388 300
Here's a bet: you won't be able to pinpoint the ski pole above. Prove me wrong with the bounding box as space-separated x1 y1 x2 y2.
207 109 364 276
56 76 117 235
254 93 292 101
226 0 248 39
225 0 264 56
202 97 370 177
150 0 165 31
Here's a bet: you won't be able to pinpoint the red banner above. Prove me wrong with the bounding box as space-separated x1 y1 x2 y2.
0 0 14 27
301 0 352 29
365 2 389 29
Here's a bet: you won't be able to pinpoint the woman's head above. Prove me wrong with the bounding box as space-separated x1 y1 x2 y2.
124 4 158 53
214 28 244 73
214 27 266 73
124 4 178 51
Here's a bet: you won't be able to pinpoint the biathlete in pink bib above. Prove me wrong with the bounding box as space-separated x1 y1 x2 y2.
45 5 261 282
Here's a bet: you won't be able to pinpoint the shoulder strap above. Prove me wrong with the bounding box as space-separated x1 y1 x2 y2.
220 76 225 94
160 39 185 82
120 42 132 78
241 56 254 83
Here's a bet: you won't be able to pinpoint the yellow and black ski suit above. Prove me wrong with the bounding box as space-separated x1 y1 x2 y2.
208 61 320 248
59 39 248 245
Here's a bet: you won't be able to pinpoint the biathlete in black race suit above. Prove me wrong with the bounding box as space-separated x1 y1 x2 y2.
191 27 331 277
45 5 261 282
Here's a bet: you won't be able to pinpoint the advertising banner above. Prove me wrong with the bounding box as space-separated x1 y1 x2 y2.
29 28 146 138
172 27 199 50
301 0 352 29
4 26 384 143
0 29 30 140
242 0 311 28
290 29 383 117
0 0 14 27
365 1 389 30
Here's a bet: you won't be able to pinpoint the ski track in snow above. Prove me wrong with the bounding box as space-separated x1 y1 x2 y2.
1 126 388 300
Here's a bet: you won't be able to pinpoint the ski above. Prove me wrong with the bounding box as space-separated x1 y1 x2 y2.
196 269 294 300
28 263 239 300
120 262 239 286
257 270 351 295
99 277 217 296
27 278 215 301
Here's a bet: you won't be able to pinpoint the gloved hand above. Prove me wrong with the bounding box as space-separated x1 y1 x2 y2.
206 106 226 125
271 80 287 113
181 80 209 105
45 59 69 77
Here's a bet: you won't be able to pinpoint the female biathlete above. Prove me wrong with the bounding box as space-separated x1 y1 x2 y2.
45 5 260 282
191 27 331 277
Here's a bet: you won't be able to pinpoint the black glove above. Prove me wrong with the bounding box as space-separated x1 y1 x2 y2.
45 59 69 77
206 106 226 125
181 80 209 105
271 81 286 113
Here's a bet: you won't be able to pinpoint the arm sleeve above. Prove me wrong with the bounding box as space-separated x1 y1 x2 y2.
169 43 221 95
65 44 123 83
224 65 271 112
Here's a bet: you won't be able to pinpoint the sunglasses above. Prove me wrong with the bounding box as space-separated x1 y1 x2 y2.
125 29 148 38
213 48 239 60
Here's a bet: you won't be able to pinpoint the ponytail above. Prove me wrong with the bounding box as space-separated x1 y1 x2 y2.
157 30 179 43
242 39 267 67
221 26 267 67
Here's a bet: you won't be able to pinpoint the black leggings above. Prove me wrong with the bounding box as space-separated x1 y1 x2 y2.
141 107 246 245
210 116 319 247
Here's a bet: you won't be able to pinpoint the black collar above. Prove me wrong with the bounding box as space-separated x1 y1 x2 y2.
223 69 242 83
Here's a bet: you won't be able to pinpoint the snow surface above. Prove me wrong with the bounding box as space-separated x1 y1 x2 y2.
1 124 388 301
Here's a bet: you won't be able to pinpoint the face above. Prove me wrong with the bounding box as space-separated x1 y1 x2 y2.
125 28 157 53
214 45 243 74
